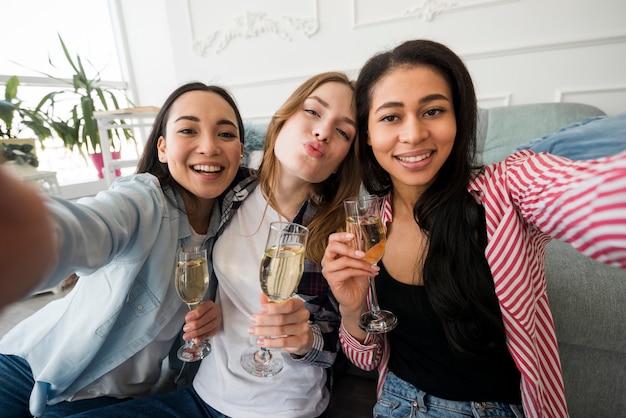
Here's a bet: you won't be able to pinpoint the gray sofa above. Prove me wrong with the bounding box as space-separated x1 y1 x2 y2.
244 103 626 417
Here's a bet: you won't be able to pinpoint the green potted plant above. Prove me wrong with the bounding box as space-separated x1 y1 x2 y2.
38 34 135 178
1 75 52 169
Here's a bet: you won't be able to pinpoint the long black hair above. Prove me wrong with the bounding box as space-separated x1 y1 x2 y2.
356 40 506 354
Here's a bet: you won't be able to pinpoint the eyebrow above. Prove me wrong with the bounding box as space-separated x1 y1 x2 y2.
373 93 450 113
174 115 237 128
307 95 357 128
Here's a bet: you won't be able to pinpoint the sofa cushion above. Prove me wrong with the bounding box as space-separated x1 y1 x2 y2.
476 103 606 165
515 113 626 160
544 240 626 417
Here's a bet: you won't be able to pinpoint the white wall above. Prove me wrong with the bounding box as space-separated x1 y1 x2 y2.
117 0 626 118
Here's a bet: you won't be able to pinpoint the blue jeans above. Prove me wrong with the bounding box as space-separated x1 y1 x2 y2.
374 372 525 418
66 386 226 417
0 354 127 418
65 385 330 418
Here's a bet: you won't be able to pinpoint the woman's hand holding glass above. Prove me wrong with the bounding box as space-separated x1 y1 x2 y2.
181 300 222 347
321 232 381 338
240 221 310 377
248 293 313 357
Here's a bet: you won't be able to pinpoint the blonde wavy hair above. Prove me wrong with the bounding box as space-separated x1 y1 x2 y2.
257 72 361 264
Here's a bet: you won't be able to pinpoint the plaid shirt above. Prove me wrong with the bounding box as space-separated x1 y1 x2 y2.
216 169 340 368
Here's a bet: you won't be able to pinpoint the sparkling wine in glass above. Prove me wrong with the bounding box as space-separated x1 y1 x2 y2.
240 221 309 377
344 194 397 334
175 247 212 362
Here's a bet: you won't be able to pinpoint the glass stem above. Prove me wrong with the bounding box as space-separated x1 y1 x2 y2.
256 347 272 364
368 276 381 315
185 304 197 346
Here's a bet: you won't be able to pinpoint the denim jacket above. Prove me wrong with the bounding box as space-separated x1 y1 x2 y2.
0 173 219 417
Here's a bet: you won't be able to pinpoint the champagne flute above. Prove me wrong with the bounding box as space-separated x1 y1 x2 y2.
174 247 212 362
240 221 309 377
344 194 397 333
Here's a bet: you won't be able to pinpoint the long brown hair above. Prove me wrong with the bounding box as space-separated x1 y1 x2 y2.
257 72 361 263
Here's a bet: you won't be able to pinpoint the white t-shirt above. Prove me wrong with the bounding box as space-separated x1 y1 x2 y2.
193 187 329 418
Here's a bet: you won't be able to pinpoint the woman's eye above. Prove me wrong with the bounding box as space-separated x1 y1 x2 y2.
424 108 442 117
336 128 350 140
179 128 195 135
305 108 320 117
218 131 237 140
381 115 398 122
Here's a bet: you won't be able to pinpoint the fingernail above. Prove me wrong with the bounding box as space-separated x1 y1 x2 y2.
355 250 365 257
248 326 255 335
371 265 380 271
345 233 354 239
250 315 259 324
183 325 190 332
260 305 269 314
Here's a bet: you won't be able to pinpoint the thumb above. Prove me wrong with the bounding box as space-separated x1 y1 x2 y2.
259 293 269 305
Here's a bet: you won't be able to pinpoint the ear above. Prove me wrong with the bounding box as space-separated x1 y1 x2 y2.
157 136 167 162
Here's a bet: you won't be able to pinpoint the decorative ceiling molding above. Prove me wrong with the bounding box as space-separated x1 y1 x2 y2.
556 85 626 115
224 33 626 90
403 0 458 23
556 86 626 102
478 94 512 108
462 34 626 61
352 0 519 27
189 1 319 56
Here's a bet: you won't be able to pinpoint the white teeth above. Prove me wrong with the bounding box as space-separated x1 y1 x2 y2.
192 164 221 173
397 152 431 163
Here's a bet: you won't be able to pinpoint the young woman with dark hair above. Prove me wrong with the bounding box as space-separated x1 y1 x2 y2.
322 39 626 418
0 82 245 418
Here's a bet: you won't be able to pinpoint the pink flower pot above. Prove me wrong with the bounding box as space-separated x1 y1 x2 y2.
89 151 122 179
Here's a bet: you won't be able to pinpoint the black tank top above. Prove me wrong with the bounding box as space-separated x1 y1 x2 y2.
376 262 522 404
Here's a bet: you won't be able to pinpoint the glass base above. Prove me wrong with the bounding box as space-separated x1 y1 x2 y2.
240 346 283 377
177 340 211 362
359 310 398 334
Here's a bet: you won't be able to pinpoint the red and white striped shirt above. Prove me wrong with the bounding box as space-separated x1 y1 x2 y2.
339 150 626 418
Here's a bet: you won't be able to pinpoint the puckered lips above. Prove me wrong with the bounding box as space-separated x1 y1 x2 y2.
303 141 325 158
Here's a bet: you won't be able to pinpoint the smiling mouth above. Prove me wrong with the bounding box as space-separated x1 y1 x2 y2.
192 164 222 173
396 152 432 163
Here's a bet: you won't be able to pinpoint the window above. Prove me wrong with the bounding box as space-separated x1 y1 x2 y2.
1 0 133 197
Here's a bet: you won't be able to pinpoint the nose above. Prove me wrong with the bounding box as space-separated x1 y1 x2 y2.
399 116 427 144
313 120 332 142
196 134 222 155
